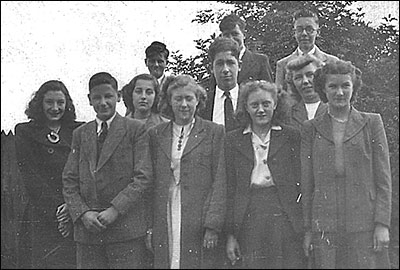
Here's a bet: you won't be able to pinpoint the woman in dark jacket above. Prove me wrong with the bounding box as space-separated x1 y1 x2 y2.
225 80 305 269
15 80 83 269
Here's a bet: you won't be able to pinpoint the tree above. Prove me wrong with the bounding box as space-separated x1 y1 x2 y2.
168 1 399 268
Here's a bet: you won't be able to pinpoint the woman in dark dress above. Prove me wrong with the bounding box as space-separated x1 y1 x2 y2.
15 80 83 269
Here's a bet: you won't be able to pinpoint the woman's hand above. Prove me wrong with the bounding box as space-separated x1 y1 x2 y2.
373 223 390 252
303 231 313 257
203 228 218 249
226 234 241 266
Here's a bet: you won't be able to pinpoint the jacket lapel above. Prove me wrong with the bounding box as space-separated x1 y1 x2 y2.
239 50 256 83
182 117 207 157
268 129 286 158
234 130 254 162
343 108 367 142
82 121 97 174
156 121 173 161
292 102 308 125
313 112 334 142
97 114 126 170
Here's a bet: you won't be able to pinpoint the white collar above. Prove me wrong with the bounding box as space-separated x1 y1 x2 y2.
216 84 239 100
297 45 316 56
96 112 116 132
243 124 282 135
239 46 246 60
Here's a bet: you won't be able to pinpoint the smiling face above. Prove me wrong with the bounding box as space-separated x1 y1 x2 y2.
212 50 239 91
42 90 66 124
132 79 155 115
170 85 199 125
145 53 167 79
246 88 276 130
294 17 319 52
324 74 353 110
292 62 320 103
88 84 120 121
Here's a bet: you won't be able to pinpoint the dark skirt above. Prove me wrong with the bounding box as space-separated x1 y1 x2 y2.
237 186 305 269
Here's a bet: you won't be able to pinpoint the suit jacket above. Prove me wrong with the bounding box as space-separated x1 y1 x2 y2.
275 46 339 92
148 116 226 269
290 101 328 130
201 49 273 125
301 108 392 232
62 113 153 244
225 124 304 238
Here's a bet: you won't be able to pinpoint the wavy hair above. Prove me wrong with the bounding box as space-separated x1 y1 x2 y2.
158 75 207 120
314 59 362 103
121 73 160 115
25 80 76 125
235 80 291 128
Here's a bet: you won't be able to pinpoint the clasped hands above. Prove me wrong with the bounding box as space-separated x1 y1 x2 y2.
81 206 119 234
203 228 218 249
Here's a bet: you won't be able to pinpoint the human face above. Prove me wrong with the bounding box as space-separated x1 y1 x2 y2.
212 51 239 91
88 84 120 121
42 90 66 123
324 74 353 109
132 79 155 115
294 17 318 52
292 63 320 103
170 85 199 126
221 24 245 51
246 89 276 130
145 54 167 79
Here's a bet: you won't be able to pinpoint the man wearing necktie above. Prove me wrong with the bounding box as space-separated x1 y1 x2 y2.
201 37 241 132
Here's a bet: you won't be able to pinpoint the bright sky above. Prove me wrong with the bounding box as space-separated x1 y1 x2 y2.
1 1 398 132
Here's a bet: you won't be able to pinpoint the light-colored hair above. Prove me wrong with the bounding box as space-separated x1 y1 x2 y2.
235 80 291 127
285 54 324 102
158 74 207 120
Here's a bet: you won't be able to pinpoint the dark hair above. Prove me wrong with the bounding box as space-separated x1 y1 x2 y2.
121 73 160 115
285 54 324 102
158 75 207 120
208 37 240 65
293 8 319 25
89 72 118 92
314 59 362 103
25 80 76 125
145 41 169 59
235 80 291 127
219 13 246 33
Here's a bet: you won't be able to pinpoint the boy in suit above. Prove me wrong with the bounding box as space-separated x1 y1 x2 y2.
62 72 153 268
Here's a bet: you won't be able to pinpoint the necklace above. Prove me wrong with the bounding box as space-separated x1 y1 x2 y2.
47 126 61 144
328 111 348 123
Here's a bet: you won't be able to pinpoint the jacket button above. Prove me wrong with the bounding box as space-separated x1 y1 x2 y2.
47 148 54 154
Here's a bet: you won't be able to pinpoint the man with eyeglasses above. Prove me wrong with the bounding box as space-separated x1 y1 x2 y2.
275 9 338 98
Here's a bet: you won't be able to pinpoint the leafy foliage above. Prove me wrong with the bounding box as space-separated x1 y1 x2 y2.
168 1 399 267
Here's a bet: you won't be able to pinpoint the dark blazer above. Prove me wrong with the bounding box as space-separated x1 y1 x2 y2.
301 108 392 232
15 120 83 221
148 116 226 269
290 101 328 130
225 124 304 238
275 46 339 92
201 49 273 123
62 113 153 244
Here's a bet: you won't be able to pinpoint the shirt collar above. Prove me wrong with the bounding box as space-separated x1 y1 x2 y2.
243 124 282 135
96 112 117 131
297 45 316 56
157 74 165 85
216 84 239 100
239 46 246 60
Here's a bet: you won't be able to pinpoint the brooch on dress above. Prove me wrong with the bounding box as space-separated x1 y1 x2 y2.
47 127 60 144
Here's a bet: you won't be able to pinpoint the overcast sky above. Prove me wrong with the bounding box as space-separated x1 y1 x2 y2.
1 1 398 132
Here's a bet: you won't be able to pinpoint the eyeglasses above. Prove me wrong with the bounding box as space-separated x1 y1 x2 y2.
294 26 317 34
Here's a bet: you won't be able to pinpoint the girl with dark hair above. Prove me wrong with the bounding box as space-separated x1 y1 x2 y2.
15 80 84 268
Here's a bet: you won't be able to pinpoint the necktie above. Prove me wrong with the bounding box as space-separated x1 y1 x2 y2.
97 121 108 161
177 127 184 151
223 91 235 132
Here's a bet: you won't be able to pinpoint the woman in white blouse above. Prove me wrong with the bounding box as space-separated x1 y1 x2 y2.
147 74 227 269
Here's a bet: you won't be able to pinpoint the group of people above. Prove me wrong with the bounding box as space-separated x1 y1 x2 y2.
14 8 392 270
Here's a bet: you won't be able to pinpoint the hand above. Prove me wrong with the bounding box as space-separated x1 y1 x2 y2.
203 228 218 249
226 234 241 266
97 206 119 226
373 223 390 252
145 228 153 253
303 231 313 257
81 211 107 233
